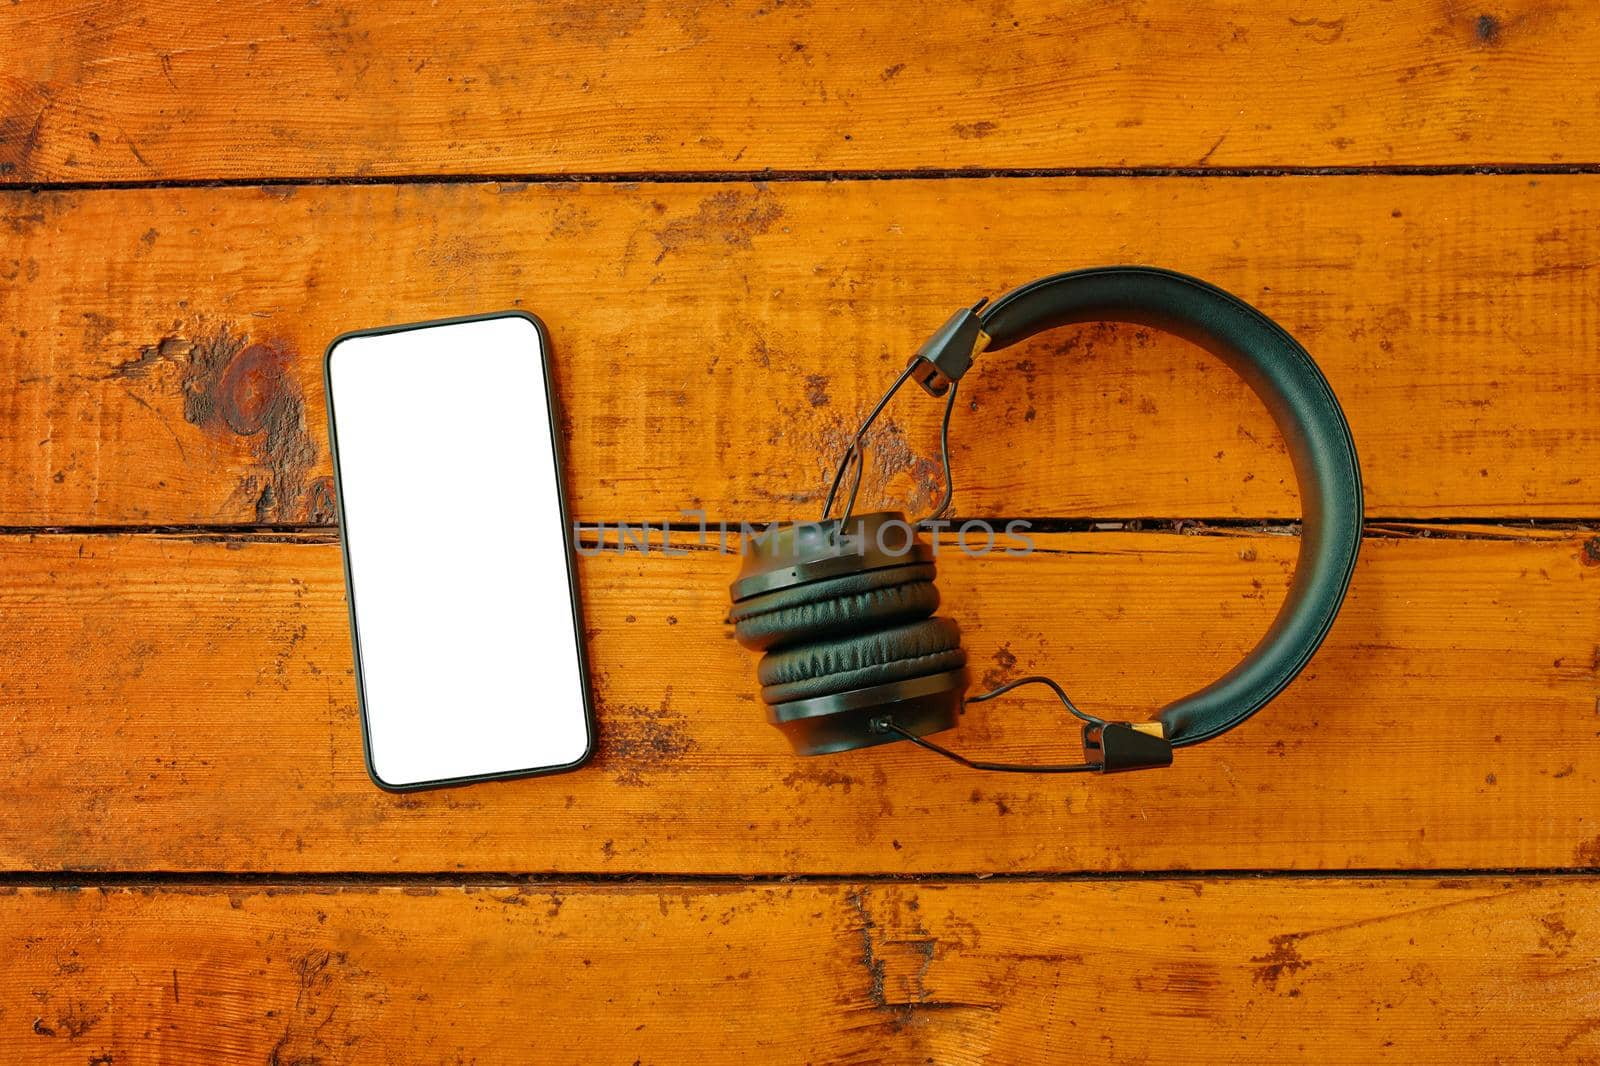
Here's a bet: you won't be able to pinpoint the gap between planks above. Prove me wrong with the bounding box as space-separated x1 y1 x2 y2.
7 162 1600 195
4 868 1600 890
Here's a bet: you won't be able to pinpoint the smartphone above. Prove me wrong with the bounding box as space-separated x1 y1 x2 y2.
325 312 595 790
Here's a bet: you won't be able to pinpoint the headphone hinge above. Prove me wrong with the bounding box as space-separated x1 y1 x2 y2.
908 304 990 397
1082 721 1174 773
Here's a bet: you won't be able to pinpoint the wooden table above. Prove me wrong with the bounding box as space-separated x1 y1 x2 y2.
3 2 1597 1061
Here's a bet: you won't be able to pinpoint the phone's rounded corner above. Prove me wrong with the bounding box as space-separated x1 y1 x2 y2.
498 310 553 359
359 730 436 794
362 750 422 795
535 715 599 778
557 728 599 774
322 325 365 380
495 308 549 332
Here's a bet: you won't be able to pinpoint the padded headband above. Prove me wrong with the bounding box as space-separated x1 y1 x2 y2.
973 267 1362 747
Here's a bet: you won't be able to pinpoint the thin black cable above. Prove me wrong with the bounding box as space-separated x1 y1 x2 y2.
820 362 917 524
966 674 1103 727
820 437 861 525
841 445 866 527
877 674 1107 773
878 721 1097 774
913 380 960 525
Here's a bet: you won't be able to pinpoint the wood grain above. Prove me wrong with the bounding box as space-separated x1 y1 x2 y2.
4 177 1599 526
2 878 1597 1063
6 0 1597 1052
3 1 1597 182
2 527 1595 874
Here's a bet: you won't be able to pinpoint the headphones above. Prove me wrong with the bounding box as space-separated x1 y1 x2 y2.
729 267 1362 774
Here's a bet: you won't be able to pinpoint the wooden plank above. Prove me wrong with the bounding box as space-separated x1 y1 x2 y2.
3 1 1597 182
2 527 1596 874
3 176 1599 526
1 878 1596 1063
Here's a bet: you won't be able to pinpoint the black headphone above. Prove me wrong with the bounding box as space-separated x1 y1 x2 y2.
729 267 1362 774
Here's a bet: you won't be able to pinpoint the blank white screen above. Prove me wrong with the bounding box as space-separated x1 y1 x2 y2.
328 314 590 788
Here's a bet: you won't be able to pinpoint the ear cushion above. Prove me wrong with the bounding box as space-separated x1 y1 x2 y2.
729 563 939 652
757 617 965 705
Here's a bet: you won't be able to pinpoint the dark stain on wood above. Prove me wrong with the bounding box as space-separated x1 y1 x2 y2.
1288 16 1347 45
1580 537 1600 566
980 643 1018 691
651 187 783 263
31 999 101 1041
951 121 998 139
114 325 323 522
782 767 856 792
1251 932 1310 989
81 311 119 348
1574 835 1600 867
1537 912 1575 955
598 685 698 785
306 476 339 525
199 337 318 523
844 887 990 1031
107 335 189 380
0 209 47 234
847 888 888 1007
803 373 831 408
544 0 646 44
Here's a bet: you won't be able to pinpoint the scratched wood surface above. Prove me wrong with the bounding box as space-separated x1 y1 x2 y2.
3 879 1598 1063
3 0 1598 181
4 0 1600 1061
4 177 1600 526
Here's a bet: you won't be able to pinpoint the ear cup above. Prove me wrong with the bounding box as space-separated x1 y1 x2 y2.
757 617 965 705
729 513 967 754
730 562 940 652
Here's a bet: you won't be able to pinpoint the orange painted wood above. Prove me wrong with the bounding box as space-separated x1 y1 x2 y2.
2 1 1597 182
4 177 1599 526
6 0 1598 1051
2 878 1597 1063
2 527 1595 874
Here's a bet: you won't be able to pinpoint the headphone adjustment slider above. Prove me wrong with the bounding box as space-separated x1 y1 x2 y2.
1082 721 1175 773
908 303 991 398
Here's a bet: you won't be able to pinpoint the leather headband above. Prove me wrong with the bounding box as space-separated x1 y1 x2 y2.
976 267 1362 747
